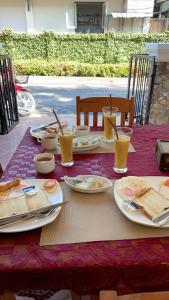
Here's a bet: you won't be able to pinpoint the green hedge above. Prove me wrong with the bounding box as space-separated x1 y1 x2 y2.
13 60 129 77
1 29 169 64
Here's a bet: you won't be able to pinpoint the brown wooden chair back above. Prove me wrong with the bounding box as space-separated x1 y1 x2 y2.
76 96 134 128
100 290 169 300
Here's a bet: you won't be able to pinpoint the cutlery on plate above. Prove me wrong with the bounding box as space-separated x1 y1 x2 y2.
32 122 58 132
122 200 140 212
62 176 84 185
0 207 59 229
154 215 169 227
0 201 68 226
152 208 169 224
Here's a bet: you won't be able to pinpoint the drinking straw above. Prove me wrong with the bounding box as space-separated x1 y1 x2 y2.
109 94 113 115
108 118 119 140
53 109 64 135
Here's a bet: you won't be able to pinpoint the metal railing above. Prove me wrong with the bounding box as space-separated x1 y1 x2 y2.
0 56 19 134
127 54 156 125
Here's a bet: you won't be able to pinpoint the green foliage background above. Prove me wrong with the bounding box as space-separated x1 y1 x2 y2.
1 29 169 76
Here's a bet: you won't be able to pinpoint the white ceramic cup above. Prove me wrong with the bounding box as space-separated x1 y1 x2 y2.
41 133 58 150
34 153 55 174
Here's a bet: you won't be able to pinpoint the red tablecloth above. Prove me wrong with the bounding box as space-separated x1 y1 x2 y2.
1 125 169 298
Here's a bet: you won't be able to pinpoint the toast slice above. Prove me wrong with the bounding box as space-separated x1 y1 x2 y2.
134 188 169 219
116 176 151 200
0 194 28 218
159 186 169 200
25 190 51 211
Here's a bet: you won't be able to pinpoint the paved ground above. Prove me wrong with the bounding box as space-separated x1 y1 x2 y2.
20 76 128 117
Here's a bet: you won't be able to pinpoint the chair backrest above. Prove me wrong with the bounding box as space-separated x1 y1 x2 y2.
76 96 134 128
100 290 169 300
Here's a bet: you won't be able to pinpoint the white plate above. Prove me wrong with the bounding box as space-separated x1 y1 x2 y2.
30 124 59 139
114 176 169 228
73 135 102 153
0 179 63 233
30 124 74 140
64 175 112 193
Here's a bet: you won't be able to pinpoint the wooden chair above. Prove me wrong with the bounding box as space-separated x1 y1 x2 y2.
76 96 134 128
100 290 169 300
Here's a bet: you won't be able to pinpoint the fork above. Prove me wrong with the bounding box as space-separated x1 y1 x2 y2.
0 207 58 229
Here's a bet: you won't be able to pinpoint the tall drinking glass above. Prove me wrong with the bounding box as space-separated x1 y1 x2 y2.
113 127 133 173
59 129 74 167
102 107 118 143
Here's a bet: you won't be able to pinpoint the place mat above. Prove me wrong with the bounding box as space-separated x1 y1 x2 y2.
55 132 135 154
40 182 169 246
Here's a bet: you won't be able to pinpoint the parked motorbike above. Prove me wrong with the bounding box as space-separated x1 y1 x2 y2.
16 83 36 117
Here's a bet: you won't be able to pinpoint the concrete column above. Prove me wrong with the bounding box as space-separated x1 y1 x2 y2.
149 62 169 124
142 17 150 33
25 0 34 33
146 43 169 124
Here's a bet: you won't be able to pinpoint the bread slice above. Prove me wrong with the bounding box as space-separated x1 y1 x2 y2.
25 190 51 211
134 188 169 219
0 195 28 218
159 186 169 200
116 176 150 200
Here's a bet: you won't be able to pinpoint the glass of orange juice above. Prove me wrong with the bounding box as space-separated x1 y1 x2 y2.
102 107 118 143
58 129 74 167
113 127 133 173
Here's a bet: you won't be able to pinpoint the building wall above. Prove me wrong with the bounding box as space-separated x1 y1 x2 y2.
108 17 148 33
160 0 169 13
0 0 26 32
0 0 153 33
32 0 67 32
127 0 154 16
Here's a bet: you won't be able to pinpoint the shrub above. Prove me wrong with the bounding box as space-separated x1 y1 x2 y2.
1 29 169 64
13 59 129 77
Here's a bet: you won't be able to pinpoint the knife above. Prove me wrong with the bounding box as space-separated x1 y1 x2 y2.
32 122 57 132
152 207 169 224
0 201 68 225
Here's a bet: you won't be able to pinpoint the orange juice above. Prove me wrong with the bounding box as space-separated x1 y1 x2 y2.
114 135 130 169
59 131 74 167
104 114 116 141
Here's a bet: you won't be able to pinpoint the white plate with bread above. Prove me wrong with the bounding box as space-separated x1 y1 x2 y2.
114 176 169 227
0 178 63 233
30 121 67 140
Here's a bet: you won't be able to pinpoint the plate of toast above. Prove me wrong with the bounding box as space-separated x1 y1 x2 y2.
30 121 67 140
114 176 169 227
0 178 63 233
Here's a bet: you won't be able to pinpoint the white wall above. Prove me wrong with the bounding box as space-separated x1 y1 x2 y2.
107 0 124 13
127 0 154 16
32 0 68 32
0 0 26 32
0 0 151 33
108 17 147 33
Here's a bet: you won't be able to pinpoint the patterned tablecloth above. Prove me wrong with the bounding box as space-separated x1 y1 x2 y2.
1 125 169 299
